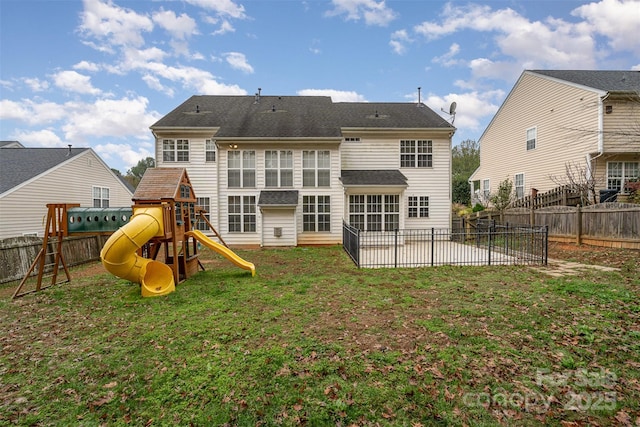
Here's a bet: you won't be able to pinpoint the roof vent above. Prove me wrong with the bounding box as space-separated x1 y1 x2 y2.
272 104 276 112
67 144 72 156
255 87 262 104
196 105 200 113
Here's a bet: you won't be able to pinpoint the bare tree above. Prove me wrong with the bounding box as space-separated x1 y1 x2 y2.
549 160 603 205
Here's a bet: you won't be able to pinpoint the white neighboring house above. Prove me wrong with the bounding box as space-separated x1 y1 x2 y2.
470 70 640 204
150 95 455 247
0 142 134 239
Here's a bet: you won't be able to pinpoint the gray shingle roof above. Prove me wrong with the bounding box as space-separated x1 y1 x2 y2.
531 70 640 92
340 170 408 187
258 190 299 206
0 147 90 194
334 102 454 128
151 96 454 137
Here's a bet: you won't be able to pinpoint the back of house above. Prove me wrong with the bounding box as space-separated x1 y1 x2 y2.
150 95 455 247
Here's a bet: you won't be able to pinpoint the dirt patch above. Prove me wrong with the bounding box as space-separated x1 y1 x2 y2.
547 241 639 269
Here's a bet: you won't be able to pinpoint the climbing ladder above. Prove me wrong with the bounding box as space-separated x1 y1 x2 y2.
12 204 78 299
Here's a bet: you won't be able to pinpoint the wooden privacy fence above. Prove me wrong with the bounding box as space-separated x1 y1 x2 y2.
468 202 640 249
0 235 109 284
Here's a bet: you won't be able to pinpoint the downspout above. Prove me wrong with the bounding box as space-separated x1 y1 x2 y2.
587 92 608 202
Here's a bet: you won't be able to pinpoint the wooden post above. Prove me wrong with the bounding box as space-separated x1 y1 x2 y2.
576 205 582 245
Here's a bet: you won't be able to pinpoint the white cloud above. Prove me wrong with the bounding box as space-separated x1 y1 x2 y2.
326 0 397 26
0 99 67 125
185 0 247 19
73 60 101 72
142 74 174 97
61 96 160 141
424 90 504 131
572 0 640 54
432 43 461 67
152 8 198 40
211 20 235 36
389 29 411 55
412 2 603 80
224 52 254 74
10 129 63 147
632 64 640 71
94 142 154 171
23 77 50 92
79 0 153 48
297 89 367 102
52 70 102 95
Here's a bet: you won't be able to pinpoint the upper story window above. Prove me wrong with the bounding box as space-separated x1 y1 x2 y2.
344 137 361 143
515 173 525 198
607 161 639 191
265 150 293 187
303 150 330 187
526 127 537 151
400 140 432 168
93 186 110 208
205 140 216 162
228 150 255 188
163 139 189 162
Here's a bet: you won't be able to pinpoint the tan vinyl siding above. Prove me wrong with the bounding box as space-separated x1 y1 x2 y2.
0 151 133 239
261 209 297 246
603 99 640 152
473 72 601 196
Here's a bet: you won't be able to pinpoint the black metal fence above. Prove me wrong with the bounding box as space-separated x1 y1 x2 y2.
342 220 548 268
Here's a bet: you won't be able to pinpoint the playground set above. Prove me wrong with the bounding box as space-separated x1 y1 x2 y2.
13 168 255 299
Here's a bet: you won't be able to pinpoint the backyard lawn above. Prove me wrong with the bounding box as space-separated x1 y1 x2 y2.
1 243 639 426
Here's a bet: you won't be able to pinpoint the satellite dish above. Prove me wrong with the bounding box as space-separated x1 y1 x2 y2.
449 101 457 115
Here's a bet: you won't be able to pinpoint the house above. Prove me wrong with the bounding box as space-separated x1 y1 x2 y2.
0 143 134 239
470 70 640 204
150 95 455 247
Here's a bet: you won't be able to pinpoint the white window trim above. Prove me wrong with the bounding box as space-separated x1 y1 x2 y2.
162 138 190 162
514 173 525 199
205 140 216 162
482 179 490 200
265 150 294 188
302 150 331 188
92 186 110 208
227 150 256 188
302 195 331 232
408 195 429 218
526 127 537 151
400 140 433 168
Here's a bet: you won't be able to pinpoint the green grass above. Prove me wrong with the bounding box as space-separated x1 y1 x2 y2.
1 245 639 426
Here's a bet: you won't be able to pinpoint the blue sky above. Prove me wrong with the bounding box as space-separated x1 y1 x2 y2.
1 0 639 174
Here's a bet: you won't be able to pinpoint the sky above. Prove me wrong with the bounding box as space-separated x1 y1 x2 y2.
1 0 639 174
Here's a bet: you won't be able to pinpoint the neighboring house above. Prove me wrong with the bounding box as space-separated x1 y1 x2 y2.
470 70 640 204
150 95 455 247
0 144 134 239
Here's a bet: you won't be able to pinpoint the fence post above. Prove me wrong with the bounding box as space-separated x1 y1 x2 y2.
576 205 582 245
394 228 398 268
488 226 492 265
431 228 435 267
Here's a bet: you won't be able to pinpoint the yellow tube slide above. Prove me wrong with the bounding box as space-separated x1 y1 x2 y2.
186 230 256 276
100 206 176 297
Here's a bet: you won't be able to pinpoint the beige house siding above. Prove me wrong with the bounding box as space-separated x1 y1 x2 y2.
603 98 640 152
0 151 133 239
472 72 602 198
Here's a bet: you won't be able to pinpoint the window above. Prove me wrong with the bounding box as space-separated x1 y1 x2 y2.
608 162 639 191
265 150 293 187
408 196 429 218
93 186 109 207
526 127 536 151
482 179 490 200
344 137 360 142
303 151 330 187
205 140 216 162
162 139 189 162
228 150 256 188
349 194 399 231
228 196 256 233
195 197 210 231
515 173 525 199
400 140 432 168
303 195 331 232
